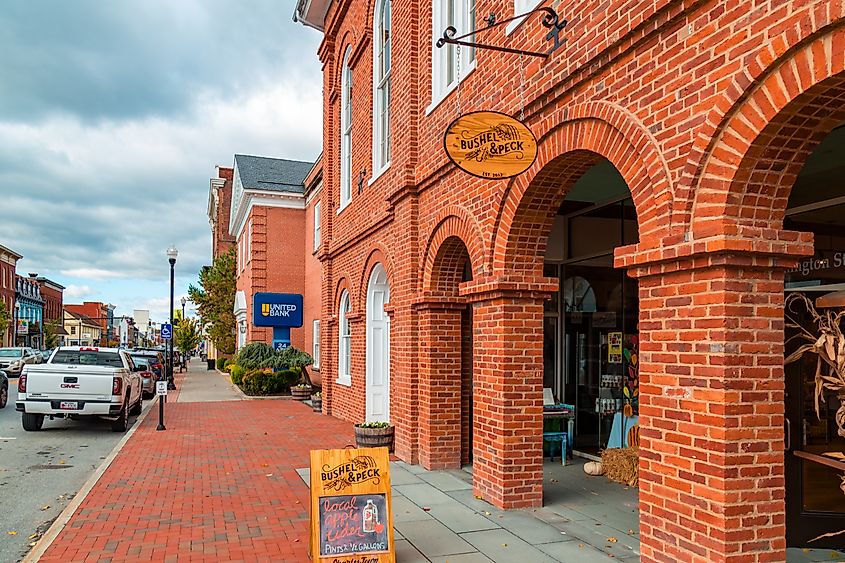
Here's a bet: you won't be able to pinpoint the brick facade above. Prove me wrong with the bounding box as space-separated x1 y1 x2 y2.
297 1 845 561
0 245 21 347
36 277 65 325
209 166 235 259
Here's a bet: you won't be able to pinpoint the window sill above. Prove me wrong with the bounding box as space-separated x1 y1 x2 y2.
336 377 352 387
337 201 350 215
425 60 477 116
368 163 390 186
506 0 543 36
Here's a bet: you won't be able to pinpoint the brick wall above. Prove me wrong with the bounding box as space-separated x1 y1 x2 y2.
304 187 323 386
213 166 235 258
307 1 845 560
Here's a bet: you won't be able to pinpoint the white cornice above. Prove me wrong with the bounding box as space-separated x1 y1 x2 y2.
229 190 306 239
305 180 323 205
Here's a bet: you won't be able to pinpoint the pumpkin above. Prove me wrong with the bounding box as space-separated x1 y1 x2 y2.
583 461 604 476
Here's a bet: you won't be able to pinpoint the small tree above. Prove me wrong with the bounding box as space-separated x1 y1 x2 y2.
43 320 62 349
174 318 202 355
0 306 8 342
189 247 236 356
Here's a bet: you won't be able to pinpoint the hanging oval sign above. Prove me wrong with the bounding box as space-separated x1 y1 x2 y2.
443 110 538 180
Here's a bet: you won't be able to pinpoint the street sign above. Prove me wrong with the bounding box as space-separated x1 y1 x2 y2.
161 323 172 340
156 381 168 396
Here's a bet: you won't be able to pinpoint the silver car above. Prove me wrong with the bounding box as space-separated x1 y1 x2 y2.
0 347 42 377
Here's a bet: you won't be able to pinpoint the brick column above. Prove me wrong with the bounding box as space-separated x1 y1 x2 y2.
616 230 813 563
415 299 465 469
460 277 557 509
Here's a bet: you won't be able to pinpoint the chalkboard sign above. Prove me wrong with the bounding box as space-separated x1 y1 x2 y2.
310 447 395 562
319 493 388 556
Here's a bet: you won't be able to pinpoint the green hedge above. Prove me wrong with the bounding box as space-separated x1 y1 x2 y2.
216 358 226 370
238 369 301 396
233 343 313 371
229 364 245 386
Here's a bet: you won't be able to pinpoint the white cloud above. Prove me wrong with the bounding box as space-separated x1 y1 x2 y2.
64 284 95 299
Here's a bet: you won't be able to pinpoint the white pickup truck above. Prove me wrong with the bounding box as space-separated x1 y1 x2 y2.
16 346 143 432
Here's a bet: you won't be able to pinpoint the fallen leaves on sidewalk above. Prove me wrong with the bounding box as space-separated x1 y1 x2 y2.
7 531 17 535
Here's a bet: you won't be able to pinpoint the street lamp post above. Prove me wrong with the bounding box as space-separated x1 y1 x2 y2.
167 245 178 390
181 296 186 322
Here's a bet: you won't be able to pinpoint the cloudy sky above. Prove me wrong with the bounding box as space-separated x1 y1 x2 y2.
0 1 322 324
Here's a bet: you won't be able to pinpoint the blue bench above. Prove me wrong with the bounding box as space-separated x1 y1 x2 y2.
543 432 568 462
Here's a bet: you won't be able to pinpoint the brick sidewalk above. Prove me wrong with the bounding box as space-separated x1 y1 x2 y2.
39 375 355 563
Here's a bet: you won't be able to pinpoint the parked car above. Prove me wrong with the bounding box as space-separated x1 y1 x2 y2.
129 351 165 382
16 346 143 432
134 360 157 399
0 370 8 408
40 349 54 362
0 347 42 377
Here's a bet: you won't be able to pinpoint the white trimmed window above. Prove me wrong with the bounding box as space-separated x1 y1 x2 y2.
313 319 321 369
313 200 322 251
508 0 542 34
373 0 392 173
340 46 353 210
337 290 351 385
432 0 476 100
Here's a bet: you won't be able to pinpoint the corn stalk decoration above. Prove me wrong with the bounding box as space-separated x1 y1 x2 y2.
784 293 845 439
784 292 845 541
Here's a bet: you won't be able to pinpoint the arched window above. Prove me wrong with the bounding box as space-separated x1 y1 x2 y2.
431 0 475 102
337 290 352 385
373 0 391 173
340 46 353 210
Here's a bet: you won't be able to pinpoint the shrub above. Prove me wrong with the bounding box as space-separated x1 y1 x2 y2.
235 342 276 370
229 364 245 386
216 358 226 370
237 369 300 396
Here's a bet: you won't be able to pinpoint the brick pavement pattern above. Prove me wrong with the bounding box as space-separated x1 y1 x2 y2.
40 382 354 562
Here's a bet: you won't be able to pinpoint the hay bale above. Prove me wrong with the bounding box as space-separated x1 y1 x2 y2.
600 447 639 487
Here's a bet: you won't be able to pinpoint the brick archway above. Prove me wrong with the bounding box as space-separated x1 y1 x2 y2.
492 107 662 276
421 208 485 296
417 223 476 470
686 27 845 234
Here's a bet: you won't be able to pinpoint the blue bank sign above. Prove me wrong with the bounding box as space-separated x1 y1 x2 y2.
252 293 303 328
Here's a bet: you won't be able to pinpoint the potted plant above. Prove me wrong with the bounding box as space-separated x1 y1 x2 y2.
354 421 394 451
291 383 312 401
311 391 322 412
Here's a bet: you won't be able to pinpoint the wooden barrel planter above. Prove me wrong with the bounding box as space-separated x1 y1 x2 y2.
354 424 394 452
291 386 312 401
311 395 322 412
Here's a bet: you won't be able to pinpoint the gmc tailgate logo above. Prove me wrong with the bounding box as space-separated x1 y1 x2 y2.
60 383 80 389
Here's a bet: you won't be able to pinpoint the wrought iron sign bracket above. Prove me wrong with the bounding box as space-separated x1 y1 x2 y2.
436 7 567 59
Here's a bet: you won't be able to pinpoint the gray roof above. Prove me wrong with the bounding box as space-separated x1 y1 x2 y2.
234 154 314 194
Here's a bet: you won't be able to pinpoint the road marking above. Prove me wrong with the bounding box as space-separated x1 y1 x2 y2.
0 437 17 440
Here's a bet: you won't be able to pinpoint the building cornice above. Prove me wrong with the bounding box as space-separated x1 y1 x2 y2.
229 190 306 239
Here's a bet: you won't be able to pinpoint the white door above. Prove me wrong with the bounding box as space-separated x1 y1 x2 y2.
366 264 390 422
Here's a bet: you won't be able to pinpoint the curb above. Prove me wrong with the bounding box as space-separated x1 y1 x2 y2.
21 397 158 563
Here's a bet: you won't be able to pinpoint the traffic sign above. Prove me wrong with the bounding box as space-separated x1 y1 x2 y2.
156 381 168 396
161 323 172 340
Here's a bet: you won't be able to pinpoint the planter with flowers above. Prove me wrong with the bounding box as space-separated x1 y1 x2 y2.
311 391 322 412
291 383 312 401
354 421 394 451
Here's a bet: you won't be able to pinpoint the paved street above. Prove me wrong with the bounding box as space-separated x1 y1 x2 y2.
0 381 147 562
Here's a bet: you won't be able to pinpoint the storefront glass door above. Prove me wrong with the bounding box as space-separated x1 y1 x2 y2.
784 201 845 548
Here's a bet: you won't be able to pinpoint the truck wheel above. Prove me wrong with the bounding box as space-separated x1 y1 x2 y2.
130 394 142 416
111 400 128 432
22 413 44 431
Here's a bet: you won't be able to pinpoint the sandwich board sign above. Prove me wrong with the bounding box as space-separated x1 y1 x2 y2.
310 447 395 562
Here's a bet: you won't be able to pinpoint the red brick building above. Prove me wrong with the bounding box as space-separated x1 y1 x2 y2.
208 165 236 258
64 302 113 345
229 154 321 364
35 276 65 325
296 0 845 560
0 244 22 347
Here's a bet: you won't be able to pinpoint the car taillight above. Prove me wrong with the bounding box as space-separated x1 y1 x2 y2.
112 377 122 395
18 374 26 393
